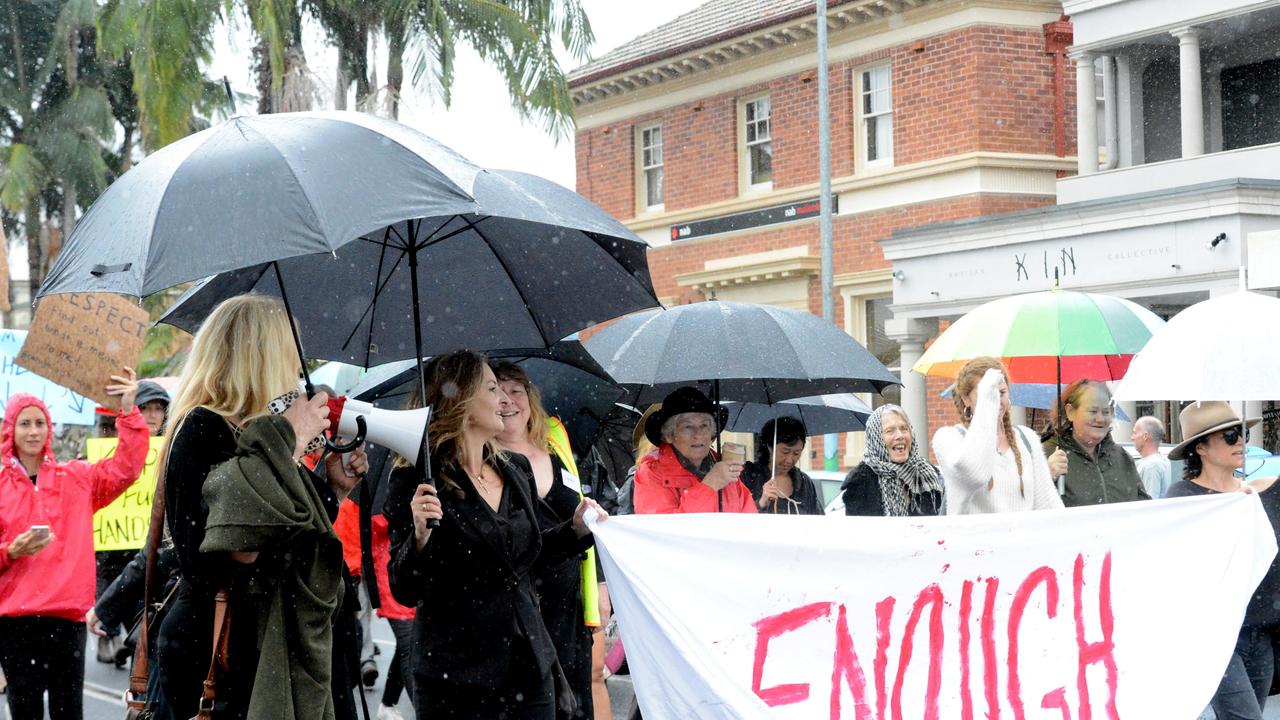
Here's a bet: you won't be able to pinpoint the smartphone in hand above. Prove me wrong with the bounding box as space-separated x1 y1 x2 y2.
29 525 51 541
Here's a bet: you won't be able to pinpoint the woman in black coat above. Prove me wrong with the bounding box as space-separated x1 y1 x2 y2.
739 417 824 515
842 404 944 517
386 350 607 720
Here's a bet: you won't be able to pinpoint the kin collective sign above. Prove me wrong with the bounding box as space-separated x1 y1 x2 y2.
593 494 1275 719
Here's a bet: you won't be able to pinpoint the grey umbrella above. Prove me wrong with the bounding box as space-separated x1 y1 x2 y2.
156 168 658 367
723 393 872 435
38 111 480 298
584 301 901 406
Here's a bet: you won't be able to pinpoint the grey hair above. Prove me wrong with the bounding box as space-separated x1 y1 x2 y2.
1136 416 1166 444
660 412 713 443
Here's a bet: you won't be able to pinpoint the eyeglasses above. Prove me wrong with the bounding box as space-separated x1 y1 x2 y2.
1219 427 1244 446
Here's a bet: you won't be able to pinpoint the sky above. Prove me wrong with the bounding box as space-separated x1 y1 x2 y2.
209 0 698 190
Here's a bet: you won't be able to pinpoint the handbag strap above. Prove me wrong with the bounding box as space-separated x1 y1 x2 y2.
127 460 170 706
193 589 232 720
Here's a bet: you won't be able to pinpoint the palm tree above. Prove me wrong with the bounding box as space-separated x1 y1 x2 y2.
324 0 593 136
1 0 123 298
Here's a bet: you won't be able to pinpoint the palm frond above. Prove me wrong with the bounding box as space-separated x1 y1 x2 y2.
0 144 48 214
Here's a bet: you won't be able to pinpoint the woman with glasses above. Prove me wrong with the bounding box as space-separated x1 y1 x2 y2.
1166 401 1278 720
633 387 756 514
1042 379 1148 506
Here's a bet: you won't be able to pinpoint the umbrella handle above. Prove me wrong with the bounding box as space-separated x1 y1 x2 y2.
325 415 367 453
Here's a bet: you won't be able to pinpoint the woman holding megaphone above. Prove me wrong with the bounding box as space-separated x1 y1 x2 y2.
154 294 366 720
386 349 607 720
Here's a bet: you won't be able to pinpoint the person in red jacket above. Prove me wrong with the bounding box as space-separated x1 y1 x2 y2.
333 499 416 719
0 369 147 720
634 386 757 515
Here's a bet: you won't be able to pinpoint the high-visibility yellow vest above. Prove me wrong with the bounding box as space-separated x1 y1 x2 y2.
546 417 601 627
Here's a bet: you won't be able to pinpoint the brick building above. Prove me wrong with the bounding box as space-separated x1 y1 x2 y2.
570 0 1076 469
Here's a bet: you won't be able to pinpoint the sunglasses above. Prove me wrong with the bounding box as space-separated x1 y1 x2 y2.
1219 427 1244 446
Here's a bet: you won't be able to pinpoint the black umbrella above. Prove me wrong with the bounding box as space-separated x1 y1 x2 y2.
584 300 900 406
346 341 624 455
722 393 872 435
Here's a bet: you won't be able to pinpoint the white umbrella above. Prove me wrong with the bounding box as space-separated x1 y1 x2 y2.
1115 290 1280 401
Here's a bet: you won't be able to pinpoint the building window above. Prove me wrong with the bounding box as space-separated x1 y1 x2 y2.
1222 58 1280 151
860 65 893 165
638 124 664 209
743 95 772 188
865 296 901 409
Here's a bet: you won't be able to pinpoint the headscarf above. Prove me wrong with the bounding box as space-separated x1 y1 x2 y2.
862 404 944 517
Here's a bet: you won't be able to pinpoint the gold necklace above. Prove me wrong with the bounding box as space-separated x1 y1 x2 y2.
468 465 494 493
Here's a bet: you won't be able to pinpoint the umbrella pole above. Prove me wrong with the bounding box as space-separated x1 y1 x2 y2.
1054 268 1066 497
273 261 315 395
406 220 439 528
714 378 723 513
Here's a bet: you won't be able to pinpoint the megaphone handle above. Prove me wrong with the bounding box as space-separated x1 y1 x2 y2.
325 416 367 453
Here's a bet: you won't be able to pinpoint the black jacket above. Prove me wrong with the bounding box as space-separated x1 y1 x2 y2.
841 463 943 517
386 453 593 693
739 461 825 515
94 541 179 632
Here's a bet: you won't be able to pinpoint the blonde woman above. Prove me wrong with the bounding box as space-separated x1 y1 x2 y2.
932 357 1065 515
386 350 605 719
154 295 366 720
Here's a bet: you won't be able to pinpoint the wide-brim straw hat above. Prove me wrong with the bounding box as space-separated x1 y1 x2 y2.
1168 400 1259 461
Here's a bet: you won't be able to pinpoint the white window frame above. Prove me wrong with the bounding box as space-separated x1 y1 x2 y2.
856 63 894 169
636 123 664 212
739 94 773 193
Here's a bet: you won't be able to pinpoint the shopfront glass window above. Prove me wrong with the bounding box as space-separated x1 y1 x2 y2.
866 296 901 408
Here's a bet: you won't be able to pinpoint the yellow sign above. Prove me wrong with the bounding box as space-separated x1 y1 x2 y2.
88 436 165 551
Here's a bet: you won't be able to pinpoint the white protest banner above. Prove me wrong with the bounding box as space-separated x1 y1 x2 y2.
593 494 1276 719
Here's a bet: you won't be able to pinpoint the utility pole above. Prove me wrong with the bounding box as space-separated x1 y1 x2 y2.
817 0 839 471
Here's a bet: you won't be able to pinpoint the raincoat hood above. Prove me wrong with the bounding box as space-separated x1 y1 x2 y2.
2 393 54 469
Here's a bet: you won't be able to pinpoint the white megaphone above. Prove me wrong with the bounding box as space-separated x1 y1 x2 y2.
325 396 431 465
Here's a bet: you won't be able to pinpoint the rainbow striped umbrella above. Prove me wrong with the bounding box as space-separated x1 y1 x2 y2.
913 289 1165 383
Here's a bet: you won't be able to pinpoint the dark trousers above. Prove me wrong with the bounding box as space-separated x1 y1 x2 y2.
0 616 87 720
1212 625 1275 720
95 549 134 633
382 618 414 708
416 660 554 720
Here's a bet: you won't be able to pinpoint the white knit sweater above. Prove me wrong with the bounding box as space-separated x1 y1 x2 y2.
933 371 1064 515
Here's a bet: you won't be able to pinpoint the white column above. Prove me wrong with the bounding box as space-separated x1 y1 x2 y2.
1113 400 1137 444
1247 400 1264 446
1074 51 1098 175
1171 27 1204 158
885 317 940 455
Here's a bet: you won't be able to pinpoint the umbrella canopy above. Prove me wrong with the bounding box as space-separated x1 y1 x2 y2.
584 301 900 405
38 111 480 298
346 342 624 455
157 168 658 367
722 394 871 435
1115 290 1280 401
913 289 1165 383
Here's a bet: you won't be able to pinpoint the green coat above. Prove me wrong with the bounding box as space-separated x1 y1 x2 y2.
1043 429 1150 507
201 415 344 720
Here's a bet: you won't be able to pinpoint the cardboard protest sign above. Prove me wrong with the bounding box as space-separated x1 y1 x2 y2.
0 329 96 425
88 435 165 551
15 293 148 407
594 494 1276 719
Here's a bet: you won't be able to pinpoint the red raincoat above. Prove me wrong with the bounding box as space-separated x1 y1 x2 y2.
634 444 758 515
334 499 415 621
0 394 148 620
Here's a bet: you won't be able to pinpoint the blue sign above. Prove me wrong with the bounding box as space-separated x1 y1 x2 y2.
0 329 97 425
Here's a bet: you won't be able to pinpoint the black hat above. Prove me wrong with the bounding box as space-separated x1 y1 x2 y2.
134 381 171 408
643 386 727 446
